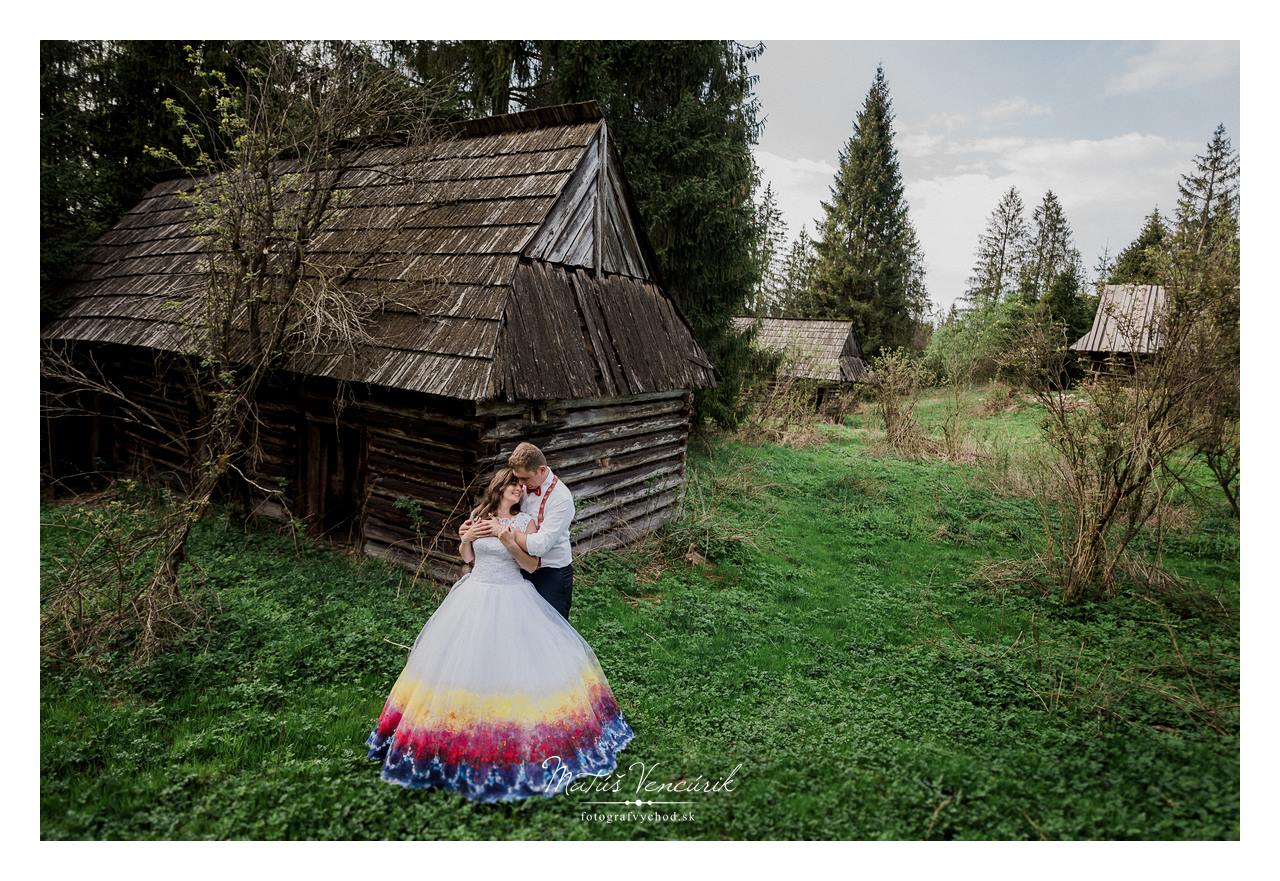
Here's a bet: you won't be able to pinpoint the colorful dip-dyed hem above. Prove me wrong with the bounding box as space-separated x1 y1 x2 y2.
365 713 635 803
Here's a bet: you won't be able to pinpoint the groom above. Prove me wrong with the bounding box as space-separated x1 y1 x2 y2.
462 441 577 621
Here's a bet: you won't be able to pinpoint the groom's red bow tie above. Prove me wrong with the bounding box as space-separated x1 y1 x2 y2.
528 486 542 496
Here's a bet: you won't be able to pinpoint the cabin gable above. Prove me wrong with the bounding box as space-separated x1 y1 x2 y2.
523 121 655 281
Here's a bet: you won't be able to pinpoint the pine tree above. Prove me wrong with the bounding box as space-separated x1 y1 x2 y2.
965 187 1029 306
1091 245 1115 295
384 40 537 118
1019 190 1082 300
1043 263 1093 341
776 227 818 318
747 181 788 316
810 65 923 357
1109 207 1168 285
1175 123 1240 257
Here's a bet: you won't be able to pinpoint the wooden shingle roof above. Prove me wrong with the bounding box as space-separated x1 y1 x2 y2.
42 102 712 402
1070 284 1167 354
733 316 867 382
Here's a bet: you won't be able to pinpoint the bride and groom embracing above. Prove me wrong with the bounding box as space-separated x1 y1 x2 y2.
364 442 635 802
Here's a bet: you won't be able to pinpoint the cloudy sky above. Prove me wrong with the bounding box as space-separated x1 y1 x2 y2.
749 40 1240 315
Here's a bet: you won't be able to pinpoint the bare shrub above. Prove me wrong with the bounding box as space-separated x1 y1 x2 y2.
974 382 1021 417
738 339 828 446
40 479 220 669
864 347 932 459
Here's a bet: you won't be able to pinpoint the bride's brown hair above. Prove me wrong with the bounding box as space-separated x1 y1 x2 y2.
469 467 522 521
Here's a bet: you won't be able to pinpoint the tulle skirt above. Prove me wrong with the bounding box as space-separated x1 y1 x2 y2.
365 570 635 802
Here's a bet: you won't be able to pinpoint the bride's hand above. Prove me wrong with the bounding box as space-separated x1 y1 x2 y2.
468 518 498 539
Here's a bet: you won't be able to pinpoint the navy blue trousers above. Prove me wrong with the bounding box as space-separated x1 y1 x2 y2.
522 564 574 621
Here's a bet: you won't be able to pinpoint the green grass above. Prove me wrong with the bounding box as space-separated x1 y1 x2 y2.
40 392 1239 839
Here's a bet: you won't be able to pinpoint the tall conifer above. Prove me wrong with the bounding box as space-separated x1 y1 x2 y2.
810 65 924 357
1019 190 1082 300
1109 208 1169 285
965 187 1029 306
1176 123 1240 257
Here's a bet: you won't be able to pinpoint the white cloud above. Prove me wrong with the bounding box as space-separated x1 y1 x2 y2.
753 149 838 239
1105 41 1237 95
980 97 1052 122
900 97 1051 142
898 132 946 158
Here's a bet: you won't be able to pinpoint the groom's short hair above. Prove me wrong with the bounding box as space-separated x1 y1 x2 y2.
509 442 547 472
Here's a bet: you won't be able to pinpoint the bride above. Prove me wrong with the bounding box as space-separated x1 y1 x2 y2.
365 468 635 802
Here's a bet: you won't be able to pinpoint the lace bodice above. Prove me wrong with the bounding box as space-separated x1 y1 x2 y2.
468 513 532 583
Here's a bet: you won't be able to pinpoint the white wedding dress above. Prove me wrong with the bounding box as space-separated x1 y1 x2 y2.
365 512 634 801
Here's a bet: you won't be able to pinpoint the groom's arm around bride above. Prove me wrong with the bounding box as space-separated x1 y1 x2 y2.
508 442 577 622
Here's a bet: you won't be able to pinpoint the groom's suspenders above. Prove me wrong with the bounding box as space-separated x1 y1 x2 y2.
536 476 559 527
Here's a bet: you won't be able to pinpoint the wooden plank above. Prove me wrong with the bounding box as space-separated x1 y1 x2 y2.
491 412 689 457
548 179 597 267
474 427 688 475
569 458 685 504
605 153 651 279
593 121 606 274
554 388 688 412
573 486 682 539
562 192 598 268
554 442 685 485
483 397 686 441
573 502 680 555
574 474 685 522
365 487 470 522
565 270 619 397
524 128 601 262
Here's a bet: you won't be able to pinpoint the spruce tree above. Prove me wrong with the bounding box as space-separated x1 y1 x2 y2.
40 40 279 323
810 65 923 357
1176 123 1240 257
1019 190 1082 300
747 181 788 316
965 186 1029 306
1109 207 1169 285
1043 263 1093 341
776 228 818 318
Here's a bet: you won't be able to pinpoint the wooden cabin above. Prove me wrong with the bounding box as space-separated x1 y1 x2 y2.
733 316 866 409
41 102 714 581
1069 284 1167 370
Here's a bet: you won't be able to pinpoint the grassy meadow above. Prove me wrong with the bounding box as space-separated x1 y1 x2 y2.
39 386 1240 839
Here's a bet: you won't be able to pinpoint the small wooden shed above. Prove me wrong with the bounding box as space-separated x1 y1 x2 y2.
1070 284 1167 362
41 102 714 580
733 316 867 410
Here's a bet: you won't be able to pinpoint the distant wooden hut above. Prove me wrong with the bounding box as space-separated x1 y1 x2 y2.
733 316 866 408
1069 284 1167 367
41 102 714 580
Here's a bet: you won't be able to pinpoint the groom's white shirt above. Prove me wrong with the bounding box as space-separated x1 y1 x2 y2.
520 468 575 568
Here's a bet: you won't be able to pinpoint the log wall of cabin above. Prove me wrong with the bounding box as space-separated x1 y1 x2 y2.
60 346 202 493
239 380 485 583
475 388 693 556
351 388 485 582
44 346 695 583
